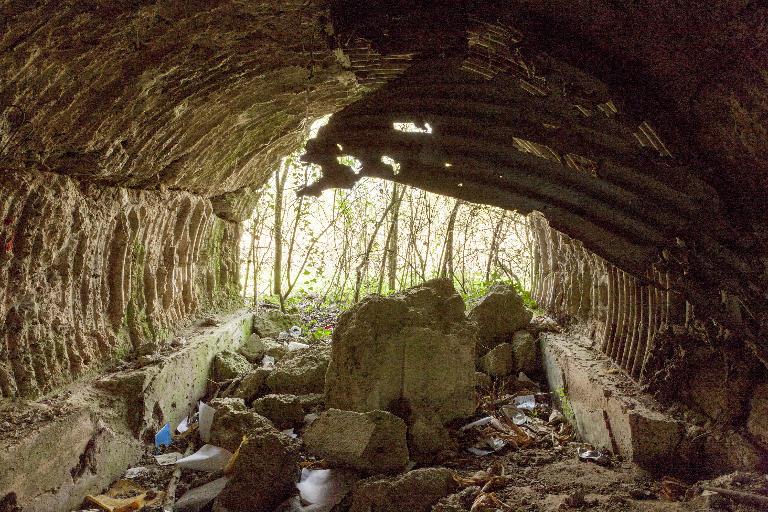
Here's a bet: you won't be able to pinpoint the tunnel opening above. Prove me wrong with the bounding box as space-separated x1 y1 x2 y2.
239 116 536 319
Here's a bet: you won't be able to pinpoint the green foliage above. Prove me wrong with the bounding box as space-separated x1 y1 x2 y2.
555 387 575 421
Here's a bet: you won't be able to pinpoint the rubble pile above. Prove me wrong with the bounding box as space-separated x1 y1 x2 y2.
75 284 768 512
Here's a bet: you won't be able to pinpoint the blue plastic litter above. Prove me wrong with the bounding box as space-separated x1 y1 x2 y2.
155 422 172 447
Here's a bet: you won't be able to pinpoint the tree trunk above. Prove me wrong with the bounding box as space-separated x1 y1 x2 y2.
273 163 289 311
439 199 462 281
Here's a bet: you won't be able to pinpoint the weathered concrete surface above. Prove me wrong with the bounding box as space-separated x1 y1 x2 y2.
96 312 253 441
304 409 409 475
540 332 684 467
325 279 477 429
348 467 456 512
209 397 275 452
0 169 242 399
469 284 532 356
0 396 141 512
0 311 252 511
215 425 300 512
266 343 331 395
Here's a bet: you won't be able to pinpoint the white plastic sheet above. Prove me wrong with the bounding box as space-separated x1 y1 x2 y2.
176 416 189 433
176 444 233 472
198 401 215 443
460 416 506 431
174 477 230 512
297 469 355 509
501 405 528 425
513 394 536 410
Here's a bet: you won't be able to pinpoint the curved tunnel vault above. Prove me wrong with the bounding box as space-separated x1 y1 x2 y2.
0 0 767 508
0 0 765 424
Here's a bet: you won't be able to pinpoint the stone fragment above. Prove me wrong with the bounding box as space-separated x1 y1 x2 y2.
212 351 252 381
511 330 538 375
747 383 768 450
303 409 409 475
408 414 456 457
252 394 305 429
241 336 289 362
215 427 300 512
238 334 266 363
468 283 532 356
253 310 301 339
232 368 271 404
479 343 514 377
348 468 456 512
266 344 330 394
326 279 476 437
208 398 274 451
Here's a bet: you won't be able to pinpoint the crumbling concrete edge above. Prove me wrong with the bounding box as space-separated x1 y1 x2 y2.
540 332 684 468
0 311 253 512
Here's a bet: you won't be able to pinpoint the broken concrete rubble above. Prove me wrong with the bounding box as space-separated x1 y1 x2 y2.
239 335 288 363
252 394 306 429
215 426 300 512
511 330 538 376
212 351 253 381
230 368 271 404
267 343 330 394
325 279 476 454
303 409 409 474
208 398 274 452
468 283 532 357
479 343 514 377
347 467 457 512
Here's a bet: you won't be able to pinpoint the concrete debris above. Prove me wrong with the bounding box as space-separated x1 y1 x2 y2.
212 351 252 381
230 368 271 404
240 335 289 363
325 279 476 451
208 398 275 452
511 330 538 376
347 467 457 512
479 343 514 377
409 414 457 458
267 344 331 395
252 394 306 429
468 284 532 357
215 427 300 512
303 409 409 475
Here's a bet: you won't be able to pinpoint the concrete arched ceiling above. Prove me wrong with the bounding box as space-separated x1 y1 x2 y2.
1 0 766 352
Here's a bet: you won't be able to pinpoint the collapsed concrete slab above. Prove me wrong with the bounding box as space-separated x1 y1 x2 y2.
325 279 476 453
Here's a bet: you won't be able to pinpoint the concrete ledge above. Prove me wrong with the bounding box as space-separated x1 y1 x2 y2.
0 310 253 512
540 332 684 467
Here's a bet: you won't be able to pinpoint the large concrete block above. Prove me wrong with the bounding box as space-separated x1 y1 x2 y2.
326 279 476 428
540 333 683 467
